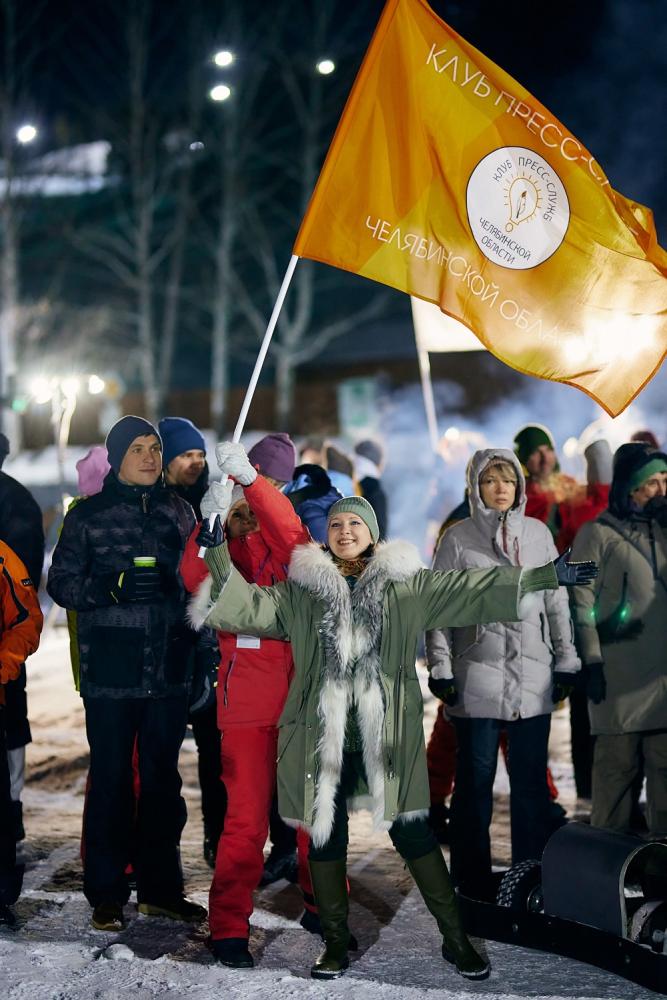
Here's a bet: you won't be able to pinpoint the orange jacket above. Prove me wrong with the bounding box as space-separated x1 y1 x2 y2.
0 540 43 705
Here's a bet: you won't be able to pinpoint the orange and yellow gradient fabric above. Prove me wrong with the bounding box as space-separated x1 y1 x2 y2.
294 0 666 416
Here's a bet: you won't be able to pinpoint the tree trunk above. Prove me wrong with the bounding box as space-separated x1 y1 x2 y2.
274 351 296 433
0 0 20 445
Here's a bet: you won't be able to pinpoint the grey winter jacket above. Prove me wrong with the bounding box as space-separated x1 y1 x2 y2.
570 510 667 735
426 449 580 720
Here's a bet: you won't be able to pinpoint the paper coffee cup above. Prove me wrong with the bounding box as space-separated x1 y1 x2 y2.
133 556 156 567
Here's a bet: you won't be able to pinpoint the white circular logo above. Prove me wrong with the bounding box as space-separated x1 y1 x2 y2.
466 146 570 270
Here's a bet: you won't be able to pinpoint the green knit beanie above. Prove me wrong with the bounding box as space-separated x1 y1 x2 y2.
513 424 556 467
327 496 379 544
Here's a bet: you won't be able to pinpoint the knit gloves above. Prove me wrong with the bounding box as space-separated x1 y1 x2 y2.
201 479 235 522
215 441 257 485
110 564 161 603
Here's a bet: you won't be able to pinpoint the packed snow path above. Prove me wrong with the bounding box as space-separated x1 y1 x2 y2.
1 631 658 999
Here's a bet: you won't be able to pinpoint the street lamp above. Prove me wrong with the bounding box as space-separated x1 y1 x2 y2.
213 50 234 67
16 123 38 144
209 84 232 102
28 373 106 503
316 59 335 75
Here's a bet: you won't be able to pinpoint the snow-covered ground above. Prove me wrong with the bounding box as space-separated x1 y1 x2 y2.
1 631 659 999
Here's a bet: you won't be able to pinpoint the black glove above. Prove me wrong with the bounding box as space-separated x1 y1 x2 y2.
196 514 224 549
110 564 161 603
585 662 606 704
552 670 577 703
554 548 598 587
428 675 458 707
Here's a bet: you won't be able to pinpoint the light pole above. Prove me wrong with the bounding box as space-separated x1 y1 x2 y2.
28 373 106 505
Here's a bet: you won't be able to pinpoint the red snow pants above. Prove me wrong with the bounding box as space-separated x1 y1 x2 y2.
208 725 313 940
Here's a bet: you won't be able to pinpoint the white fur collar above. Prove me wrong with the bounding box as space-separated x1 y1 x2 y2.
288 539 424 594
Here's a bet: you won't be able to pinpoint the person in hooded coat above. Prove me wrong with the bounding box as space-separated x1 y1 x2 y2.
426 449 581 900
569 443 667 839
193 473 595 982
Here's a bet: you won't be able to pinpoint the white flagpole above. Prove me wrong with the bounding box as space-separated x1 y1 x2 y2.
417 342 440 454
199 253 300 556
231 253 300 442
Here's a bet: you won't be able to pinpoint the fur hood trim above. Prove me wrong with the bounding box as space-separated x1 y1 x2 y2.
187 575 216 631
288 539 424 592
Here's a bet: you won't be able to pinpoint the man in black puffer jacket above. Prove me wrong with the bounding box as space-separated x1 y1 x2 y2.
48 415 206 932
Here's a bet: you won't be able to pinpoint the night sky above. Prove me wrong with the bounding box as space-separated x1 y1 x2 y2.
14 0 666 231
3 0 665 419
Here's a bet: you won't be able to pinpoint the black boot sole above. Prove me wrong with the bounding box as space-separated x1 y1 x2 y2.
311 961 349 980
443 948 490 980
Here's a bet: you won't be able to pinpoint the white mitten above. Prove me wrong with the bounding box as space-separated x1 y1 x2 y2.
214 441 257 485
200 479 235 521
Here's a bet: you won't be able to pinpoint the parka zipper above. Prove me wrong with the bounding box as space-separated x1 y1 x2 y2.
389 663 403 780
223 657 235 707
141 492 149 514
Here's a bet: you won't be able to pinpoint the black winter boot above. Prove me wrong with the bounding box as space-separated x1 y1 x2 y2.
308 859 351 980
406 849 490 980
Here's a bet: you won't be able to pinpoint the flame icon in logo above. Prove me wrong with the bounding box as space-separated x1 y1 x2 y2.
504 173 541 232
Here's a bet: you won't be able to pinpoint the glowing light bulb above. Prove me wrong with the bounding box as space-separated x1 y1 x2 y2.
506 176 539 232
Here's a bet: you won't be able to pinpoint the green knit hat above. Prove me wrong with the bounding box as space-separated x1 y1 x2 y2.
513 424 556 467
327 496 379 544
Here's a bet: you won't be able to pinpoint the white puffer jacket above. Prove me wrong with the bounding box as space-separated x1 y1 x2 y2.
426 448 580 720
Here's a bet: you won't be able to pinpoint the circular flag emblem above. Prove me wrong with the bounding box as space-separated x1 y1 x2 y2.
466 146 570 270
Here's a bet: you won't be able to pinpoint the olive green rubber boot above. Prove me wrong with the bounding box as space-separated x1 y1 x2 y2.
308 859 351 980
406 849 490 980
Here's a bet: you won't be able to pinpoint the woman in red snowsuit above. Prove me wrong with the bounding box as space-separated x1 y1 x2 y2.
182 445 313 968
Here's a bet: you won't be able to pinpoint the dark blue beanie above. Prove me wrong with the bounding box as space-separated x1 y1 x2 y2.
105 415 161 474
158 417 206 468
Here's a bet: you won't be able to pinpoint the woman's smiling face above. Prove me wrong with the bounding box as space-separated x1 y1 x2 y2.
327 511 372 559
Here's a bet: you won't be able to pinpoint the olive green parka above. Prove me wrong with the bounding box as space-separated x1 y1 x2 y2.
191 539 557 846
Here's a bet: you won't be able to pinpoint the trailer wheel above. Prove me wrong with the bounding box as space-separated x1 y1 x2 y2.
496 860 543 913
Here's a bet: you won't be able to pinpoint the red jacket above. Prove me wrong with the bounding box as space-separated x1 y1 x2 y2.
0 541 43 705
525 477 610 554
181 476 310 727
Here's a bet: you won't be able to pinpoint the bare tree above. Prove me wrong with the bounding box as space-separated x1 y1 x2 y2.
229 1 390 430
68 0 203 422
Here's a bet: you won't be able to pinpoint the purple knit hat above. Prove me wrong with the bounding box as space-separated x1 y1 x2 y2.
76 445 110 496
247 433 297 482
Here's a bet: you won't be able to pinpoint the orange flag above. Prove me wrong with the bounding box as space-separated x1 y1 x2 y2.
294 0 667 416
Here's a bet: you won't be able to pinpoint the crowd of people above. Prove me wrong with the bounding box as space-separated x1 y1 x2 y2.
0 412 665 984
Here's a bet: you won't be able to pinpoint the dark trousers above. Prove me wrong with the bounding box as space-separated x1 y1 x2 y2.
0 706 22 905
309 751 438 863
269 791 297 855
83 696 188 908
569 689 593 799
190 705 226 843
449 714 551 894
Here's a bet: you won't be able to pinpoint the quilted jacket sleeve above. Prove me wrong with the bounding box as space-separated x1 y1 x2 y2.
0 543 43 687
47 504 116 611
